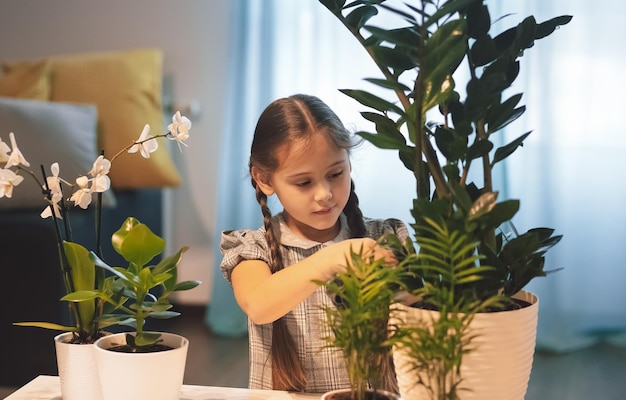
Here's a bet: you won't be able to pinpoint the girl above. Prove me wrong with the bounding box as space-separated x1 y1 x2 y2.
220 94 408 393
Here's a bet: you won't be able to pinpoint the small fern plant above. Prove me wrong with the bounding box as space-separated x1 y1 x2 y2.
317 246 405 400
387 215 502 400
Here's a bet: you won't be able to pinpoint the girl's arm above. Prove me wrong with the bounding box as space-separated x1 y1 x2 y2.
230 238 392 324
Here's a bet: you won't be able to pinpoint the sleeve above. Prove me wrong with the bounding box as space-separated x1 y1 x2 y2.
219 228 271 284
364 217 410 243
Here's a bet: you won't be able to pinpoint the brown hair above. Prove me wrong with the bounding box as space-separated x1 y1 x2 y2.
249 94 368 390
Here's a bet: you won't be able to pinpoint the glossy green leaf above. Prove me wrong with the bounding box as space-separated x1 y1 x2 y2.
339 89 405 115
535 15 573 39
112 217 165 267
492 131 531 165
470 35 497 66
485 93 524 133
371 45 416 71
345 5 377 29
466 138 493 161
466 3 490 39
363 77 411 92
319 0 346 13
63 241 96 331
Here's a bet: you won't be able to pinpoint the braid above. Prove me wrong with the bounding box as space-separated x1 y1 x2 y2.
254 183 283 273
253 181 306 390
344 180 366 238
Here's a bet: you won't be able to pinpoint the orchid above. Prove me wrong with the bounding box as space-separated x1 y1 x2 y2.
5 132 30 168
0 167 24 198
4 111 194 345
128 124 158 158
167 111 191 149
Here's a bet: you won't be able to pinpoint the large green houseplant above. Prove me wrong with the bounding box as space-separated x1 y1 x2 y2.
319 0 570 398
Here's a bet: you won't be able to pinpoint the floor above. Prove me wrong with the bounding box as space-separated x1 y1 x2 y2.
2 306 626 399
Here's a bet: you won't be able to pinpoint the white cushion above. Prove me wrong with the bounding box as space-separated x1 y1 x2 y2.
0 96 116 209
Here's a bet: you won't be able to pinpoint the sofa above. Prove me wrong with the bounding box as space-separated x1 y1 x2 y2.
0 48 181 387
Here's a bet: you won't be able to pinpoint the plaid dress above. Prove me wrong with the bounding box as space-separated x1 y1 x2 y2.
220 213 408 393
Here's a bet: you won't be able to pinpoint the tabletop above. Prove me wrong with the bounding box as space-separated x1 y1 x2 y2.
4 375 322 400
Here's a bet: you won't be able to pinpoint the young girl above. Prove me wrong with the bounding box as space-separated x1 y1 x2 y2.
219 94 408 393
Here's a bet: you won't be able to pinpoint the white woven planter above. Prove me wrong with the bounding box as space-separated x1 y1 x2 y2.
54 332 103 400
94 332 189 400
392 290 538 400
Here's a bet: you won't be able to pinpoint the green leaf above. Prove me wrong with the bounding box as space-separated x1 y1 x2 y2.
535 15 573 40
364 26 420 48
345 5 378 29
339 89 405 115
492 131 532 165
466 3 490 39
13 321 78 332
363 77 411 92
63 241 96 331
486 93 524 133
470 35 497 66
319 0 346 13
371 45 416 71
466 139 493 161
112 217 165 267
174 280 202 292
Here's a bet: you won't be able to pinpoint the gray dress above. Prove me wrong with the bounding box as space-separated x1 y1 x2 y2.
220 213 409 392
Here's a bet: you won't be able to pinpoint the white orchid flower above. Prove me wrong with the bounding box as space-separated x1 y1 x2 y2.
70 175 93 209
44 162 63 203
91 174 111 193
0 167 24 198
5 132 30 168
167 111 191 146
86 155 112 194
0 137 10 163
40 197 63 219
88 155 111 177
128 124 158 159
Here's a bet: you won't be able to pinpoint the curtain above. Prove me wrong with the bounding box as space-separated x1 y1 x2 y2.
491 0 626 351
207 0 626 351
204 0 275 337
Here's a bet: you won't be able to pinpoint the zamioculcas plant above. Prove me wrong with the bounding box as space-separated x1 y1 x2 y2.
320 0 570 398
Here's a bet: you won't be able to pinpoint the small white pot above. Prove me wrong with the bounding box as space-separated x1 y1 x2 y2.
392 290 539 400
94 331 189 400
321 388 400 400
54 332 103 400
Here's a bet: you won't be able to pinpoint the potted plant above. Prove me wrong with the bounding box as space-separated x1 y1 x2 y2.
316 247 404 400
66 216 200 400
2 111 196 399
319 0 570 399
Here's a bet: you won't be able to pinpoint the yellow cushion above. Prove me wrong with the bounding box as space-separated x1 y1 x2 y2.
0 59 51 100
47 48 181 189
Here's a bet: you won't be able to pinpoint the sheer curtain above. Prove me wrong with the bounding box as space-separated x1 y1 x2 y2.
207 0 626 351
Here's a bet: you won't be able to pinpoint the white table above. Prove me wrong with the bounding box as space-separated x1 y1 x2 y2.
4 375 321 400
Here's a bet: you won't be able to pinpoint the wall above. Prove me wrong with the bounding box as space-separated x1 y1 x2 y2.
0 0 233 304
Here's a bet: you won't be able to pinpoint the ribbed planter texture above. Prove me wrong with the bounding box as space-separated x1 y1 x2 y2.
94 331 189 400
321 388 400 400
392 290 538 400
54 332 103 400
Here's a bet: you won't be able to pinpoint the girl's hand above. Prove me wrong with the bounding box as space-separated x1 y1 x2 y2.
322 238 398 277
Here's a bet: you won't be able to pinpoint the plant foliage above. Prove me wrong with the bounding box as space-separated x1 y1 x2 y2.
320 0 570 398
318 247 405 400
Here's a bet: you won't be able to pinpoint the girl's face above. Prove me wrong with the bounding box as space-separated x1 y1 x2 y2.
256 132 351 243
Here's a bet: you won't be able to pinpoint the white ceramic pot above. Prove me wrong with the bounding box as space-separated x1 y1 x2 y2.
54 332 103 400
321 388 400 400
392 290 539 400
94 331 189 400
